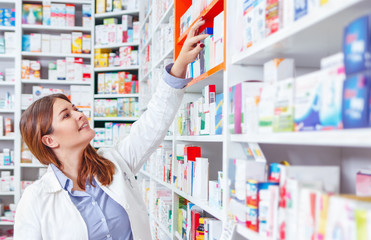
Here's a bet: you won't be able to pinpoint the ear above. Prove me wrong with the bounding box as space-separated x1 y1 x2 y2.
41 135 59 149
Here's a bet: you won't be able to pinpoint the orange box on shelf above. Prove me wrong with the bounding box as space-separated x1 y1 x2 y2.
174 0 226 87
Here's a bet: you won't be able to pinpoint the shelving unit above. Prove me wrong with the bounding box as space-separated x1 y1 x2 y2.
21 80 91 85
136 0 371 239
22 25 91 32
94 65 140 72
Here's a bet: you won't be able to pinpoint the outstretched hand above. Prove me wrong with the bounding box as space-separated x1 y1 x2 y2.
170 18 209 79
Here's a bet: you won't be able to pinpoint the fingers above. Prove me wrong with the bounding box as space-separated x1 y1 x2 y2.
190 43 205 56
187 18 205 39
186 34 209 46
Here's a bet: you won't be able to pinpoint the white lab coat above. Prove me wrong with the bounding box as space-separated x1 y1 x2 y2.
14 77 185 240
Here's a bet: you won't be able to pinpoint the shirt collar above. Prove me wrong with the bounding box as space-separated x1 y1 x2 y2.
50 163 73 193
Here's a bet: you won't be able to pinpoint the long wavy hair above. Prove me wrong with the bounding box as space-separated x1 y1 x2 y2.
20 94 115 190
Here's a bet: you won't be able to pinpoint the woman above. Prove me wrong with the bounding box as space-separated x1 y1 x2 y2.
14 19 208 240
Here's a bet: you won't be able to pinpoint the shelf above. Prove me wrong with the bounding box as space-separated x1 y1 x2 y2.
150 216 172 239
232 0 371 68
23 0 92 4
94 117 139 121
0 136 14 141
22 52 91 59
0 221 14 226
173 187 223 220
230 129 371 148
176 135 223 142
164 136 173 141
139 170 173 189
22 80 92 85
22 25 91 32
175 232 182 240
95 9 140 19
177 0 223 45
236 224 264 240
153 2 174 33
94 94 139 98
153 47 173 70
0 0 15 3
0 166 14 170
0 82 15 86
0 109 14 113
20 163 47 168
185 63 224 93
0 26 15 31
140 36 153 53
0 192 14 196
94 65 139 72
140 7 153 30
94 42 139 49
141 70 151 82
0 54 14 59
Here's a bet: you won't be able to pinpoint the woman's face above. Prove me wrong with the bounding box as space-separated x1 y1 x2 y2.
49 98 95 150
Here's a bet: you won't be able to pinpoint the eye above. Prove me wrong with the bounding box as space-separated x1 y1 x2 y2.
74 107 82 113
63 113 70 119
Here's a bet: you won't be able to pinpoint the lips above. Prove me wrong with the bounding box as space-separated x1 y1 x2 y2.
78 121 89 131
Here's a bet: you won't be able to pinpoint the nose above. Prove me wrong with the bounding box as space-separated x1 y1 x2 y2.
73 109 85 121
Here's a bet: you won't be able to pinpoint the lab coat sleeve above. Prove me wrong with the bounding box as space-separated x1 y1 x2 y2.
14 186 42 240
114 67 186 174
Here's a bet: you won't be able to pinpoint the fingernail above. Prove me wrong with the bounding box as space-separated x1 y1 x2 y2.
200 44 205 48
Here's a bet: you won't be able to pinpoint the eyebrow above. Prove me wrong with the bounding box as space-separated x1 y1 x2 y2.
58 104 75 116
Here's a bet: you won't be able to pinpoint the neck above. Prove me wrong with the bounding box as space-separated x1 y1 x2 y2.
55 147 85 190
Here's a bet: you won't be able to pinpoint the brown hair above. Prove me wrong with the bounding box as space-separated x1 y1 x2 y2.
20 94 115 190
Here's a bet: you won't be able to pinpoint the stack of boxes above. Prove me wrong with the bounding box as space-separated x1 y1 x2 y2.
22 3 91 27
21 58 92 82
0 32 15 54
95 46 138 68
240 0 332 52
0 117 13 137
94 97 139 118
178 85 223 136
0 8 15 26
95 0 138 14
22 32 91 54
95 17 140 46
97 72 138 94
93 123 132 148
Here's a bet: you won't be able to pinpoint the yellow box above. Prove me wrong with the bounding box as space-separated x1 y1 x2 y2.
96 0 106 14
94 54 108 68
72 32 82 54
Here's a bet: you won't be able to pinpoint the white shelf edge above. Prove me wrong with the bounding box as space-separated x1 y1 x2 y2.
0 221 14 226
231 0 366 66
149 215 172 239
173 187 223 220
140 36 153 53
0 82 15 86
94 42 139 49
140 7 153 30
22 80 92 85
153 48 174 70
22 52 91 59
0 109 14 113
236 224 265 240
95 9 140 19
0 136 14 141
230 129 371 147
0 166 14 169
164 136 173 141
22 25 91 32
176 135 223 142
94 117 139 121
0 54 15 58
94 66 139 72
94 94 139 98
22 0 92 4
153 2 174 33
0 192 14 195
20 163 47 168
0 26 15 31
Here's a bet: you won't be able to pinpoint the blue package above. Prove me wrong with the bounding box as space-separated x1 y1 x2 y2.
215 93 223 135
343 15 371 75
342 73 371 128
22 35 30 52
294 0 308 21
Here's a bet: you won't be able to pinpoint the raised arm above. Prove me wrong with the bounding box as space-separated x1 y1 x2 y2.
111 19 209 174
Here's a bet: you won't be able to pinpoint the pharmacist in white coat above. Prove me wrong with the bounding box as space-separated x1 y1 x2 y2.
14 19 208 240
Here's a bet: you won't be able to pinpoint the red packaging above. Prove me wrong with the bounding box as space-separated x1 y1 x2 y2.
184 146 201 162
